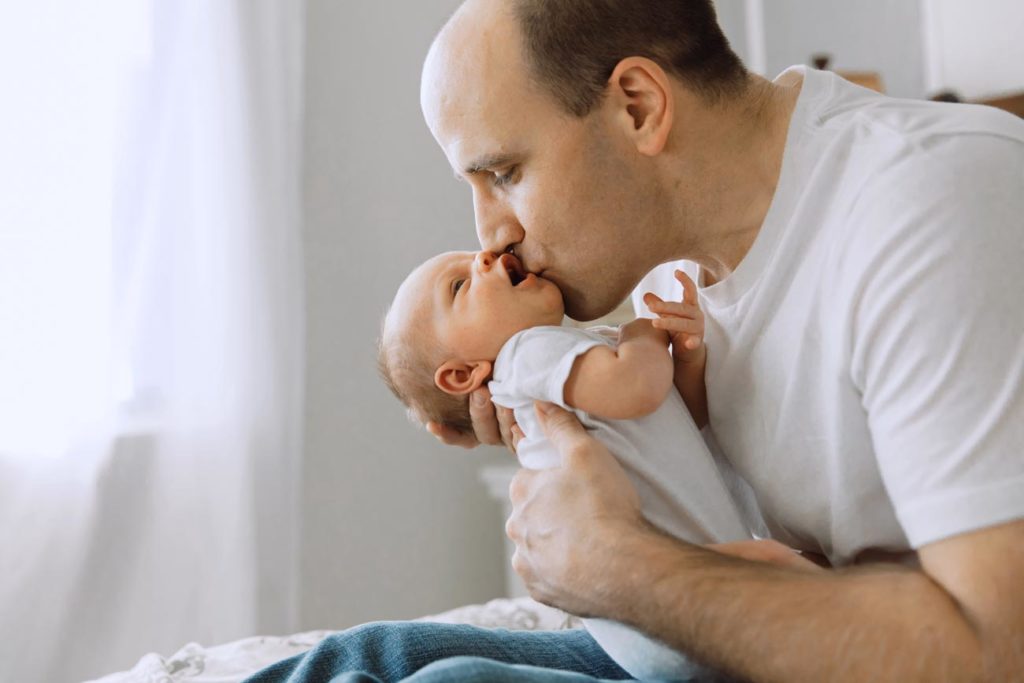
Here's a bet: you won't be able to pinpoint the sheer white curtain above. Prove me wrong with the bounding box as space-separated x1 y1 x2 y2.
0 3 305 682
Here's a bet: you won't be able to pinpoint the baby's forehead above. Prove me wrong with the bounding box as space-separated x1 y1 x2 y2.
389 251 472 328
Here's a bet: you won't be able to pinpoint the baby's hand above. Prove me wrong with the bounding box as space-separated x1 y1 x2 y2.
643 270 704 362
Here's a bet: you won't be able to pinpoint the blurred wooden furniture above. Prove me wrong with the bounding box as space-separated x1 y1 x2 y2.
931 89 1024 118
978 92 1024 117
810 53 885 93
837 71 885 93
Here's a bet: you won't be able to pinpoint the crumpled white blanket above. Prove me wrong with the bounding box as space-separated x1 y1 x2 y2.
87 597 581 683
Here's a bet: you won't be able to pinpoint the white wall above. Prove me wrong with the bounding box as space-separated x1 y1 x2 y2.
300 0 508 631
761 0 925 98
922 0 1024 99
713 0 751 67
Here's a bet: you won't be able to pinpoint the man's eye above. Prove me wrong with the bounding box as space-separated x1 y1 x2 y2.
453 279 465 296
493 167 517 187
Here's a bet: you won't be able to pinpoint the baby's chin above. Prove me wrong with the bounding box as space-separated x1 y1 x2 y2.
521 303 566 329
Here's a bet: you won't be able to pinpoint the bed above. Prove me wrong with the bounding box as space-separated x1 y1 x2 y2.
88 597 582 683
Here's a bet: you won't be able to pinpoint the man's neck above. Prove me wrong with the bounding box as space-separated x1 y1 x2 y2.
669 72 803 286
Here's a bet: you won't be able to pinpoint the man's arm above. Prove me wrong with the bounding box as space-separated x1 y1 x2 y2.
613 520 1023 682
562 318 674 420
507 403 1024 683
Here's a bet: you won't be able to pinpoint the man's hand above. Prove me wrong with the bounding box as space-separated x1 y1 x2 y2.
426 386 519 453
505 406 1024 682
505 403 821 611
505 401 649 615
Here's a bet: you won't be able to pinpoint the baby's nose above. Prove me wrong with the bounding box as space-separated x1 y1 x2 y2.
474 251 496 271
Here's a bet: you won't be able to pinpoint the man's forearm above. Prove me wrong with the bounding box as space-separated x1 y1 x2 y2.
606 529 981 683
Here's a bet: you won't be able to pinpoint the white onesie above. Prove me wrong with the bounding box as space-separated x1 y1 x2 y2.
489 324 757 681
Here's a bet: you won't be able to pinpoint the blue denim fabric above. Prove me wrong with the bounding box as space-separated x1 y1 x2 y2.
242 621 636 683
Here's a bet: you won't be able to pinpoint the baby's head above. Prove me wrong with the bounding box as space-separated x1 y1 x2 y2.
378 250 564 434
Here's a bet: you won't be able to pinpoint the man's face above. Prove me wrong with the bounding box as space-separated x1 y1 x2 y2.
390 251 564 364
421 3 664 320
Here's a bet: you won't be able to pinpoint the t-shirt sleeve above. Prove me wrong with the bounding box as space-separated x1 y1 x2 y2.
493 326 607 409
845 135 1024 548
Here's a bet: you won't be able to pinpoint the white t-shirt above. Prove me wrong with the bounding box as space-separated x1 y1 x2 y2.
489 325 754 681
633 66 1024 567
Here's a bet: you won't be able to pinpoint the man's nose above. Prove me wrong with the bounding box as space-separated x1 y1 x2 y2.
473 191 524 254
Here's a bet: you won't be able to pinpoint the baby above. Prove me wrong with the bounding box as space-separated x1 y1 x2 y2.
378 250 753 681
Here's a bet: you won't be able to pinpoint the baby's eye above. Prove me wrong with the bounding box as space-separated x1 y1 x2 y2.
453 279 465 297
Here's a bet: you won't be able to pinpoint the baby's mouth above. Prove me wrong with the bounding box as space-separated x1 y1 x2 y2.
498 252 528 287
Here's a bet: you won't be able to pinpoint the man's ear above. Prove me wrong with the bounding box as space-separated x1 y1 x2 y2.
606 56 674 157
434 359 494 396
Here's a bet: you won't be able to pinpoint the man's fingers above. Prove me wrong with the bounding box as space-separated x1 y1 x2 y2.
468 387 502 446
675 269 699 306
511 424 525 453
534 402 589 463
508 468 532 505
427 421 479 449
497 406 518 454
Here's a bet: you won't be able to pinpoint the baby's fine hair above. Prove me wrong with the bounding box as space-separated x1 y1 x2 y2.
376 311 474 437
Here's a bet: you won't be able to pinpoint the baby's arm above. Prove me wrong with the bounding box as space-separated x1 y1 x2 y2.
563 319 674 420
644 270 709 428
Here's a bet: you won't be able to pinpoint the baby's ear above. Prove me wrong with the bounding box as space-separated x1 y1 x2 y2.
434 360 493 396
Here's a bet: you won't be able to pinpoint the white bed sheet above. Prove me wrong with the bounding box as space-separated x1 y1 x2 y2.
88 597 581 683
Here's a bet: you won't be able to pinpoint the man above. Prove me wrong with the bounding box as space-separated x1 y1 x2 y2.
249 0 1024 681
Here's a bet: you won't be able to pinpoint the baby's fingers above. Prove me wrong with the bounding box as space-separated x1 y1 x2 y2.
646 298 703 321
651 316 703 336
675 270 699 306
643 292 664 308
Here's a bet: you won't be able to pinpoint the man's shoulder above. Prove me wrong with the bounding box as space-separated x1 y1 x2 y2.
813 70 1024 150
846 126 1022 235
808 79 1024 195
777 79 1024 264
814 96 1022 259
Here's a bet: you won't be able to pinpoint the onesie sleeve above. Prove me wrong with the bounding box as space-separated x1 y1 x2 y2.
491 326 607 409
845 134 1024 548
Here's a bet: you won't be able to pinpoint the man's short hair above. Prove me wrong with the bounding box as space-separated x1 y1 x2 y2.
511 0 747 116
